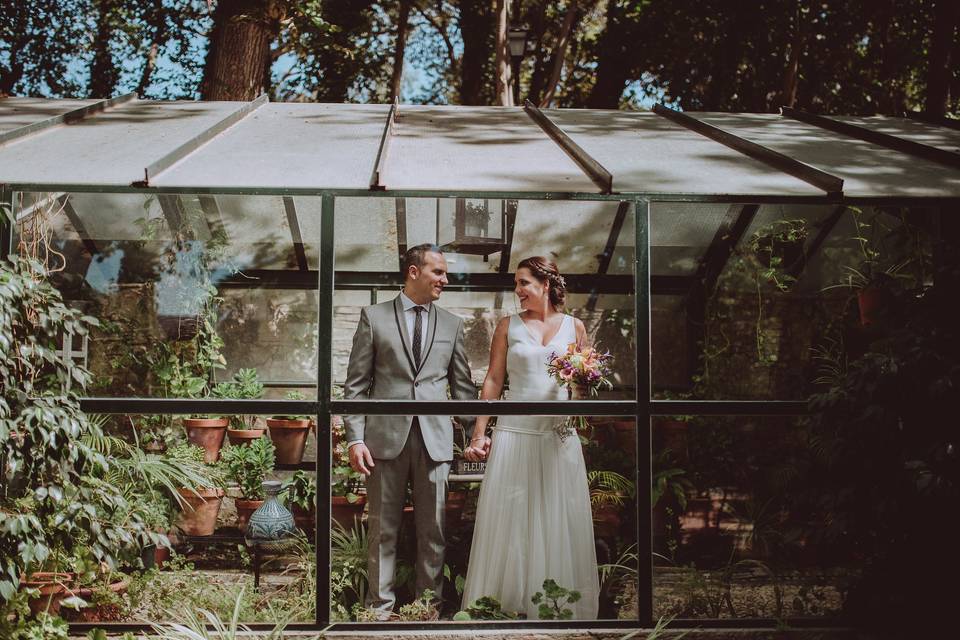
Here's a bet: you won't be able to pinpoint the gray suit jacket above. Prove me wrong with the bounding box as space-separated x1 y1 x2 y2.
343 296 476 462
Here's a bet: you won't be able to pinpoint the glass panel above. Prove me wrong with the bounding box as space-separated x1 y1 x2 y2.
331 196 637 401
10 191 320 399
650 203 938 400
652 416 854 619
40 413 317 625
327 413 637 621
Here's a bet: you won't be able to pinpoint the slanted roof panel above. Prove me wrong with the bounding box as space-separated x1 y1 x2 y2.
0 97 99 133
153 103 390 189
384 105 597 192
544 109 823 196
694 113 960 198
0 99 246 186
831 115 960 153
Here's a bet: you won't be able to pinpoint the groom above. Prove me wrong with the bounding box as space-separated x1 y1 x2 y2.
343 243 475 613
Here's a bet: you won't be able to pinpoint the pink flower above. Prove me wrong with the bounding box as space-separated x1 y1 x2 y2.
559 368 574 381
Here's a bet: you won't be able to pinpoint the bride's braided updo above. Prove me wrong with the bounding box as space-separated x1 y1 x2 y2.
517 256 567 308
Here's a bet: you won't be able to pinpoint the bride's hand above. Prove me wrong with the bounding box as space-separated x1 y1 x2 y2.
464 436 491 461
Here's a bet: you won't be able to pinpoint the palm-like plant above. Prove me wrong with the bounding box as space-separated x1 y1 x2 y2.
148 587 288 640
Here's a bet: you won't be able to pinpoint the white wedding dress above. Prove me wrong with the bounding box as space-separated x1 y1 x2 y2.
461 313 599 619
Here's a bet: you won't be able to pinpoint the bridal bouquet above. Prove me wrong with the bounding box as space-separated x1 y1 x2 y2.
546 342 614 442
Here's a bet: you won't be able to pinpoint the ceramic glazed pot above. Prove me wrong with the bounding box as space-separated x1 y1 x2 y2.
176 487 225 536
184 417 229 463
266 418 311 464
247 481 296 541
235 498 265 533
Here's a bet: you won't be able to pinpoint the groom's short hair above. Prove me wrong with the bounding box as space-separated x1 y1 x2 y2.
402 243 443 280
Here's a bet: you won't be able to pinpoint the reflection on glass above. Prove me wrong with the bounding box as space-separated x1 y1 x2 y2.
651 204 937 400
652 416 853 619
328 415 638 621
10 191 319 399
25 414 317 625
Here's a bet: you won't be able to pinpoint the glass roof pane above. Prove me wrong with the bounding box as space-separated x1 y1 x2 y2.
650 202 730 276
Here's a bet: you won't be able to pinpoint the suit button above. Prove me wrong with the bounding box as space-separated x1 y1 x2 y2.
414 381 420 387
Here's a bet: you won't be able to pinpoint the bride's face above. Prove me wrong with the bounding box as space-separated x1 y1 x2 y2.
514 267 548 310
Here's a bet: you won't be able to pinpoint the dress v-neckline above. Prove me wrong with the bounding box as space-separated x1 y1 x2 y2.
518 313 568 347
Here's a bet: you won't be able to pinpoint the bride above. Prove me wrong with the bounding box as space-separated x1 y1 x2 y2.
460 256 599 619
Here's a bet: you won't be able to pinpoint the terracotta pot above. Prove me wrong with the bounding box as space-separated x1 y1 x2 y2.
184 417 228 463
141 543 171 570
331 494 367 530
445 490 467 528
857 287 890 327
267 418 311 464
592 502 623 539
176 487 224 536
21 572 74 617
292 504 316 537
62 576 131 623
235 498 265 533
154 545 170 569
226 428 265 447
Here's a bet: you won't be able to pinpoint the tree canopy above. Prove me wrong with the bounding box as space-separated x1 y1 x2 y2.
0 0 957 115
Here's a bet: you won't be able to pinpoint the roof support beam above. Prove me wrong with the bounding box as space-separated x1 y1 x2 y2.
58 195 99 256
493 199 518 309
395 196 407 271
523 100 614 194
197 195 228 243
654 104 844 196
685 204 760 384
782 106 960 170
586 200 630 311
282 196 309 271
905 111 960 131
370 101 398 190
134 94 269 187
0 92 136 148
787 204 847 280
157 194 189 241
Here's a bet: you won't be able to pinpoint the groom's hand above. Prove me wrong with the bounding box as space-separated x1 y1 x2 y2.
348 442 375 476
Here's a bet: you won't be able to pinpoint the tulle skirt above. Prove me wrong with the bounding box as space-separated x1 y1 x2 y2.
461 422 599 619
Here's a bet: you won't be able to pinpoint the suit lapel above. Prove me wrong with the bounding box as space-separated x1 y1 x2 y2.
417 304 440 375
392 296 417 376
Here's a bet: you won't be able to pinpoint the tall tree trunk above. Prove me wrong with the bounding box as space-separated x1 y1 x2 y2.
778 1 803 110
586 0 631 108
313 0 376 102
89 0 120 98
526 0 550 106
389 0 413 102
136 0 168 97
459 0 495 105
200 0 285 101
539 0 581 108
925 0 958 117
494 0 513 106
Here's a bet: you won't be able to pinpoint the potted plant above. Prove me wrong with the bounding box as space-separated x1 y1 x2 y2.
267 390 312 464
212 368 265 446
332 459 366 531
282 471 317 537
221 437 276 532
168 444 225 536
589 470 636 539
748 219 808 277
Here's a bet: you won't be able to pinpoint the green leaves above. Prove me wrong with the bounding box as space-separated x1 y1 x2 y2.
530 578 581 620
221 438 275 500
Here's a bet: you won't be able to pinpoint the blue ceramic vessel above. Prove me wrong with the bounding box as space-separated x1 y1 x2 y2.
247 480 296 541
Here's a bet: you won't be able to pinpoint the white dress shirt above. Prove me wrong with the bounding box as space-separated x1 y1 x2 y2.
348 291 431 450
398 290 431 345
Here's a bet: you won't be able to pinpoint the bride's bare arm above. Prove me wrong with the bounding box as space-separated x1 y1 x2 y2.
465 316 509 459
574 317 588 347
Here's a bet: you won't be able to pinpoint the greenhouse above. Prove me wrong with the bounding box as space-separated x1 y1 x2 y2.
1 94 958 634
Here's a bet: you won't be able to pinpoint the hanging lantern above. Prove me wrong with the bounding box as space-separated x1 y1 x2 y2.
436 198 506 257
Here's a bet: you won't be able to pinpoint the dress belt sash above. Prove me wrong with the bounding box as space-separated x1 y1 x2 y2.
493 425 549 436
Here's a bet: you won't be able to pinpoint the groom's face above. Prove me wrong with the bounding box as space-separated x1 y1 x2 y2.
407 250 448 302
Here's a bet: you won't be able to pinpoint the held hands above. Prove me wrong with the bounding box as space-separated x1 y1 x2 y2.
348 442 375 476
463 435 491 462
